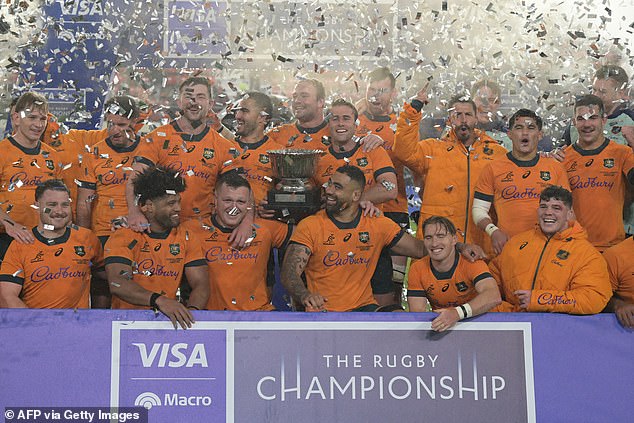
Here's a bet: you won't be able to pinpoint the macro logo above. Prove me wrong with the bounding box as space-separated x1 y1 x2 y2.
135 392 161 410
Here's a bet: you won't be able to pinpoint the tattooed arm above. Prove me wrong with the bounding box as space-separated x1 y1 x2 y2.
281 242 326 311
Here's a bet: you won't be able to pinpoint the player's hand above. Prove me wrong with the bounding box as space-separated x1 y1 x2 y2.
257 199 276 220
359 200 381 217
542 147 565 162
228 222 254 249
457 242 487 262
301 293 327 311
491 229 510 255
412 83 430 105
125 211 150 233
514 290 532 310
615 303 634 328
431 308 460 332
359 133 385 152
155 296 195 329
3 221 34 244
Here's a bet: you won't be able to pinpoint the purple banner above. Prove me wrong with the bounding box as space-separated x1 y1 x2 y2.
1 310 632 423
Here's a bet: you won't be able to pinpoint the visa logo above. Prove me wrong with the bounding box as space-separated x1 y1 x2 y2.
132 343 208 368
59 0 103 16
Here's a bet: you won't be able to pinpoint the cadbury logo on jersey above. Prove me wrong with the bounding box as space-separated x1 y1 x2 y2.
169 244 181 256
603 158 614 168
74 246 86 257
358 232 370 243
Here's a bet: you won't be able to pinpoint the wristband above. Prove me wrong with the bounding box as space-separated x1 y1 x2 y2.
463 303 473 318
485 223 498 237
455 305 466 320
149 292 163 309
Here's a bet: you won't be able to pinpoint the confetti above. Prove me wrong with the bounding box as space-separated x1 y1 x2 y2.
43 224 55 230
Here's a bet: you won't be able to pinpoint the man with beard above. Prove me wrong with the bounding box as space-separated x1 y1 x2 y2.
126 77 245 243
105 167 209 329
561 95 634 252
282 165 482 312
0 179 103 308
472 109 569 255
490 185 611 314
267 79 332 151
394 91 507 250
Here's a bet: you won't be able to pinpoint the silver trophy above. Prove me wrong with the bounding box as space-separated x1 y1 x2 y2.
265 149 324 222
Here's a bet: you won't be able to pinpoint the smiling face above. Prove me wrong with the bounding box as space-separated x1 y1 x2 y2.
291 81 324 124
213 183 250 229
573 105 607 148
423 222 457 265
178 83 211 123
509 116 542 160
328 104 357 146
37 189 72 232
12 105 48 145
234 97 265 139
324 171 362 215
538 197 574 236
146 194 182 232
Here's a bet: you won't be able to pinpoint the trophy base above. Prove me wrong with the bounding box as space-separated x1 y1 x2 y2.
266 188 322 223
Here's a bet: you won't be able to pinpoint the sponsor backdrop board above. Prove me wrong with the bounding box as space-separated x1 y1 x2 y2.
1 310 632 423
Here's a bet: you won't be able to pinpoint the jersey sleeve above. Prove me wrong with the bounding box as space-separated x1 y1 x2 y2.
183 226 207 267
0 241 25 285
87 230 105 270
289 216 317 252
104 230 137 266
371 147 396 180
602 246 622 292
553 160 571 190
406 259 427 297
259 219 291 249
393 103 432 176
76 151 97 190
133 135 160 167
467 259 493 286
473 162 495 202
621 146 634 185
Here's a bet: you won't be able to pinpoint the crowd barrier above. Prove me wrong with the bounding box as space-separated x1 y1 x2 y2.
1 310 631 422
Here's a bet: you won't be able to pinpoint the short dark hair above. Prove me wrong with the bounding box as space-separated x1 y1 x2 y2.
422 216 457 236
594 65 629 87
216 169 252 192
243 92 273 121
335 165 365 191
14 92 48 115
574 94 605 117
104 95 139 121
297 78 326 101
179 76 212 97
448 94 477 115
540 185 573 209
509 109 543 130
35 179 70 201
367 67 396 88
331 98 358 121
134 166 186 206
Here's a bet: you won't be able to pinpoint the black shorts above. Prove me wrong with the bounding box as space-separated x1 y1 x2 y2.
371 247 394 294
384 212 410 229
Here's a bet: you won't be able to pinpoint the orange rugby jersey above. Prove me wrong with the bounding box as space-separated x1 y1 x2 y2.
76 136 151 236
603 237 634 304
357 112 408 214
104 225 207 309
314 143 395 190
0 225 103 308
407 253 492 309
563 139 634 251
0 137 62 230
474 152 570 237
267 120 332 151
136 121 237 220
291 209 404 312
196 216 290 311
222 136 280 204
394 103 508 247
